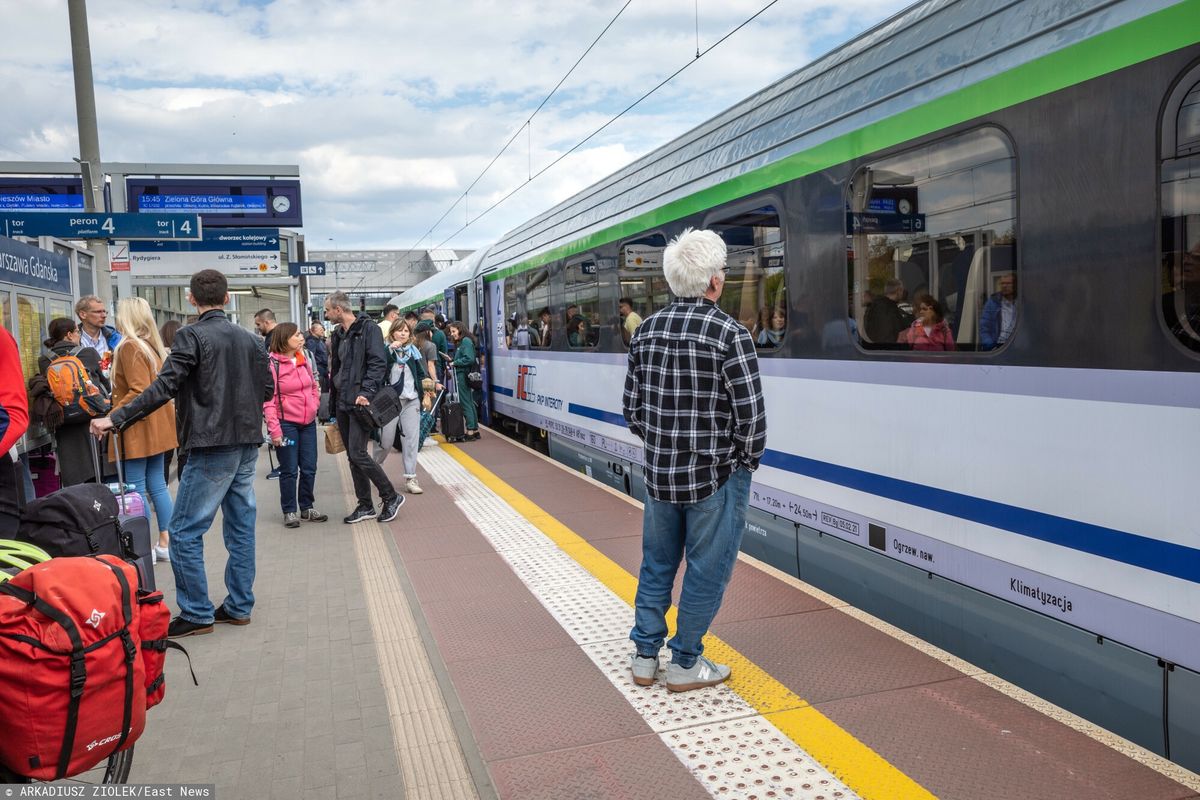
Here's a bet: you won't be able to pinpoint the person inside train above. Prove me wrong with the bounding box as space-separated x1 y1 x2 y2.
863 279 913 348
511 313 536 349
533 307 552 347
756 306 787 348
619 297 642 346
979 273 1017 350
564 304 579 329
899 294 955 351
567 315 590 348
624 227 766 692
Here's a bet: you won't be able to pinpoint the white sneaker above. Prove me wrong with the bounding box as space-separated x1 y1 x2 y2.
405 478 423 494
154 545 170 563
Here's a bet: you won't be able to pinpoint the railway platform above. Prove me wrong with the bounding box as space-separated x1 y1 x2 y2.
131 430 1200 799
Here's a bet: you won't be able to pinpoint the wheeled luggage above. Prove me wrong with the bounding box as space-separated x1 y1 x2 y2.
110 434 154 591
439 371 467 442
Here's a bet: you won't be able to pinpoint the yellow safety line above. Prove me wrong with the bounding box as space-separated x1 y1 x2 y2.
442 442 937 800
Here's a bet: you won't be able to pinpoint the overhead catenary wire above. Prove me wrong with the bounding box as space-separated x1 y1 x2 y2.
430 0 782 251
384 0 635 292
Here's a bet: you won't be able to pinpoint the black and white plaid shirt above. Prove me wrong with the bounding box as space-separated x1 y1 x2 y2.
623 297 767 504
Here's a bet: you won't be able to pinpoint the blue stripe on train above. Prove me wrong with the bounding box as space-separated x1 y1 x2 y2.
761 449 1200 584
557 401 1198 581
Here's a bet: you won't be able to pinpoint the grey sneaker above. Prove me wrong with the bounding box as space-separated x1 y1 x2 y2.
630 653 659 686
284 511 300 528
665 656 730 693
405 478 423 494
300 508 328 522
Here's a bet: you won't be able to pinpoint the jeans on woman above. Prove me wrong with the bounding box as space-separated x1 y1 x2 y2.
276 420 318 514
124 451 174 535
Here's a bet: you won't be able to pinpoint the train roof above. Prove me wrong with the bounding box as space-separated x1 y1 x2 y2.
479 0 1183 277
388 246 490 311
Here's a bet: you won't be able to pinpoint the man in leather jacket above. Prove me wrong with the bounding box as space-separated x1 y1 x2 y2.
326 290 402 525
91 269 273 638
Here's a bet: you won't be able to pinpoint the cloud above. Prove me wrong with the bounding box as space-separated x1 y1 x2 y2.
1 0 911 252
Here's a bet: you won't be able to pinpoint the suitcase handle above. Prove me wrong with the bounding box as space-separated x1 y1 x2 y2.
95 430 130 504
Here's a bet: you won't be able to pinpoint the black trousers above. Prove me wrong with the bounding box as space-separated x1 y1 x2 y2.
0 453 22 538
336 408 397 507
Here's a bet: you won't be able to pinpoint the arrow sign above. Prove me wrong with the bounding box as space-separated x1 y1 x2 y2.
288 261 326 277
0 212 202 240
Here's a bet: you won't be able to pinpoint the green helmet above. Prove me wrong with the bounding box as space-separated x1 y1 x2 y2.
0 539 51 582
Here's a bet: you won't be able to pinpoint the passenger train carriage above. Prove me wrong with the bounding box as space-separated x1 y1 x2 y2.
391 0 1200 770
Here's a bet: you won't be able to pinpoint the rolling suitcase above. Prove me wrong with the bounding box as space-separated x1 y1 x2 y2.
440 372 466 442
107 434 155 591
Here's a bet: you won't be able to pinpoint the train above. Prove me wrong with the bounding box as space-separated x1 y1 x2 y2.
389 0 1200 771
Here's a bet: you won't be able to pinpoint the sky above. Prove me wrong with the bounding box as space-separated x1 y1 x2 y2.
2 0 911 253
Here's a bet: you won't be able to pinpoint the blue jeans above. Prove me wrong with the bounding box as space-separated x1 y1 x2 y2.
168 444 259 624
123 452 174 535
276 421 317 513
630 467 752 668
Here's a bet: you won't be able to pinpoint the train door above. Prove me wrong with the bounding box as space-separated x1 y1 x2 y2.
473 274 491 425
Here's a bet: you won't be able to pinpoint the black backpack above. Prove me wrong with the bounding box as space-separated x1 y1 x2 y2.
17 484 125 558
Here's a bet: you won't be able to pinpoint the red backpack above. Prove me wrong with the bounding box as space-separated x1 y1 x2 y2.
0 555 177 780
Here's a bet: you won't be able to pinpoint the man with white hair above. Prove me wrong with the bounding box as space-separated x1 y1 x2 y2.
622 227 767 692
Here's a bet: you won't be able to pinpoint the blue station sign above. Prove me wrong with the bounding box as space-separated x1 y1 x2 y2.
0 212 202 241
130 228 278 253
0 236 72 295
288 261 326 277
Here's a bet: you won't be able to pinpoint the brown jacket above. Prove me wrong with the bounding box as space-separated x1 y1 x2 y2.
108 341 178 461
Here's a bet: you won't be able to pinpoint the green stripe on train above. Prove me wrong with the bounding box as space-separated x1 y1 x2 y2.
483 0 1200 284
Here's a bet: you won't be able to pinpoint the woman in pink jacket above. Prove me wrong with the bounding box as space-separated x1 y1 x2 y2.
265 323 328 528
898 294 956 351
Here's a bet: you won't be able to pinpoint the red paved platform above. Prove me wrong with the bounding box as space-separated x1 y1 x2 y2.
384 432 1199 800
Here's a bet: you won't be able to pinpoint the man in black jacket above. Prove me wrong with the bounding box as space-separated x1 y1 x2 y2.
91 269 273 638
325 290 402 525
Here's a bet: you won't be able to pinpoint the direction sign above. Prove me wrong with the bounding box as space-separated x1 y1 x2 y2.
129 228 281 277
288 261 326 277
0 212 202 241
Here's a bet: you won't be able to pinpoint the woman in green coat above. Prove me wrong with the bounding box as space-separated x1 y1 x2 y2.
447 321 480 440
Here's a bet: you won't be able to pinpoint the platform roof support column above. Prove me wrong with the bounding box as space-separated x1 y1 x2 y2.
68 0 112 305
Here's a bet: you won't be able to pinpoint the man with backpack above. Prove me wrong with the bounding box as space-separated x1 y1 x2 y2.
91 269 273 638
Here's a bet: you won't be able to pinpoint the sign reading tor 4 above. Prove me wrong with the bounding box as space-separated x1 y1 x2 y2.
0 212 202 241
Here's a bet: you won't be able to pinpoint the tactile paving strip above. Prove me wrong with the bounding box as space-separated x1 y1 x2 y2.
421 446 860 800
666 717 854 800
537 581 632 644
582 638 758 732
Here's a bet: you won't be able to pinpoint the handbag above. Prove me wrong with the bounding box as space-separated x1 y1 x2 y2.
466 371 483 390
354 385 400 429
324 424 345 454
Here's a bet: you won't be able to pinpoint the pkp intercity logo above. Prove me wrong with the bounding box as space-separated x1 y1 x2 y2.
516 364 536 402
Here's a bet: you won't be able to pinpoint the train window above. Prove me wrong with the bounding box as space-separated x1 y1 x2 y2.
1161 76 1200 352
502 273 521 349
847 126 1017 352
710 205 786 349
525 266 552 348
618 234 667 348
564 258 599 349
